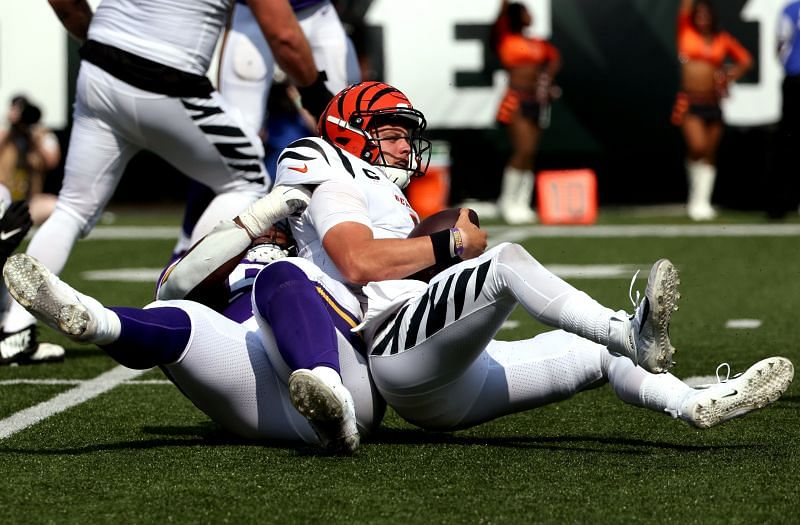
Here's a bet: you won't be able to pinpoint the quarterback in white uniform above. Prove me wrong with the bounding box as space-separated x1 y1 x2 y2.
0 0 325 363
271 81 794 433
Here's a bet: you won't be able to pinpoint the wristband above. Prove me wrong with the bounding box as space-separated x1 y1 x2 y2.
297 70 334 117
429 229 453 265
450 228 464 258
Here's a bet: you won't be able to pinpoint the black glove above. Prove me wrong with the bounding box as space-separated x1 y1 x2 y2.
0 200 33 261
297 70 335 118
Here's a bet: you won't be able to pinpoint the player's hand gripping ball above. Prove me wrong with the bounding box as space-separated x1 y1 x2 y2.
407 207 480 282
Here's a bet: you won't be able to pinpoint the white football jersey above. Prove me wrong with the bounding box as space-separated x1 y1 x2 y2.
89 0 232 75
275 137 419 286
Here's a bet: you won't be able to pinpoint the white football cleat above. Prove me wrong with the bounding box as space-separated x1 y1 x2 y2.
679 357 794 428
289 366 360 455
609 259 680 373
3 254 109 342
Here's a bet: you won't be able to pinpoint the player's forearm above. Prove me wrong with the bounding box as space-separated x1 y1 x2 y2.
327 237 437 285
48 0 92 42
246 0 318 86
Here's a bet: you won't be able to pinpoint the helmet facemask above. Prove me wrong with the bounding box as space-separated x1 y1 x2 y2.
363 108 431 190
318 81 432 189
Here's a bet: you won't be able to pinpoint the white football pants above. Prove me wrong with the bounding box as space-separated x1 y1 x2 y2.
219 0 361 135
368 243 691 428
154 299 383 442
3 61 267 332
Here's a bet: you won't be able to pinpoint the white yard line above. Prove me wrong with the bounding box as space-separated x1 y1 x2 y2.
486 223 800 246
22 223 800 243
0 366 149 440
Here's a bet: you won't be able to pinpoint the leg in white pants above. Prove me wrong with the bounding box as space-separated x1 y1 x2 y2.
374 329 693 431
3 62 268 331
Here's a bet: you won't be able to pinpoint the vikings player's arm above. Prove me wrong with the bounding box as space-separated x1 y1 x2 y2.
157 186 311 301
246 0 333 114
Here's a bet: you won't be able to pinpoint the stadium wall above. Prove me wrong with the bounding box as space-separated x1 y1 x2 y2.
0 0 787 209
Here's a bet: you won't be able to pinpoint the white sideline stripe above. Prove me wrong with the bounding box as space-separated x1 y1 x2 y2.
486 223 800 246
81 264 644 283
500 320 520 330
22 223 800 243
0 378 171 386
726 319 763 329
85 226 180 240
0 366 148 440
82 268 163 282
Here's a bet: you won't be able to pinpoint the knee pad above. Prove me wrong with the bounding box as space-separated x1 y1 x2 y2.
231 35 270 82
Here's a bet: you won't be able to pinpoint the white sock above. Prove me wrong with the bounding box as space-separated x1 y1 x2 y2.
498 166 525 203
76 291 121 345
559 292 616 346
516 170 535 209
686 160 716 212
606 352 692 415
494 243 616 342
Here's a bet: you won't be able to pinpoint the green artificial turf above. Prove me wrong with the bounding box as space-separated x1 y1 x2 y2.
1 209 798 524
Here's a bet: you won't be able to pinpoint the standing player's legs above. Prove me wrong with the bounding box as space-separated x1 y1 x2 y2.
171 4 274 258
1 66 139 355
369 243 677 414
142 91 268 245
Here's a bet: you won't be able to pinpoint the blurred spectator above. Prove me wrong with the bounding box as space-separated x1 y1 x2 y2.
771 0 800 219
673 0 752 221
0 95 59 225
492 0 561 224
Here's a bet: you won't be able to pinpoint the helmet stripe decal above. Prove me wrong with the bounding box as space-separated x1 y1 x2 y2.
365 87 401 110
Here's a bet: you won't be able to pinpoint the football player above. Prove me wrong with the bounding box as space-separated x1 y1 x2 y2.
269 80 793 432
0 0 325 364
169 0 356 261
1 193 384 451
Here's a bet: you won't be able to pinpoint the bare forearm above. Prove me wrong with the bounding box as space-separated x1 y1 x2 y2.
246 0 318 86
326 236 437 285
49 0 92 42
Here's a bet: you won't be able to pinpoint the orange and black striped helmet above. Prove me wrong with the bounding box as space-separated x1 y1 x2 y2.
318 81 430 184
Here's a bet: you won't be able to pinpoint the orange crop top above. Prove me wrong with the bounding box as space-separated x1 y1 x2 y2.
494 16 559 69
677 9 751 67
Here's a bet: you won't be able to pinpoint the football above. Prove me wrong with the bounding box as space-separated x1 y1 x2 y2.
407 207 480 282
